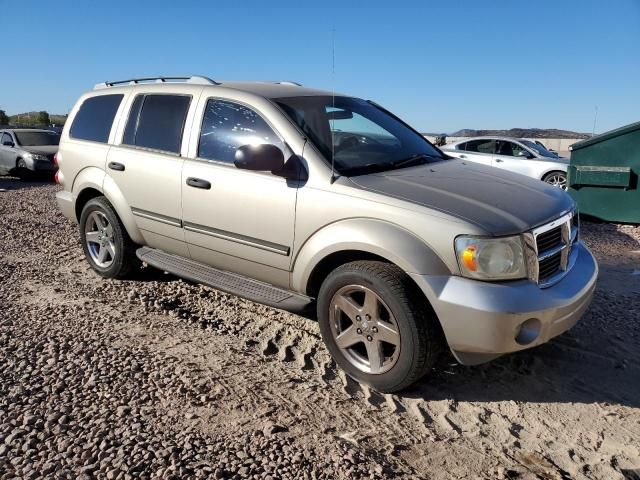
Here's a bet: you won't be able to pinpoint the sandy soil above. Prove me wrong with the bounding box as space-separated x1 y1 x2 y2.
1 178 639 479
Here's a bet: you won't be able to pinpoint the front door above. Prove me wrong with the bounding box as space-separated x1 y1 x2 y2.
493 140 537 177
456 139 495 167
181 99 297 288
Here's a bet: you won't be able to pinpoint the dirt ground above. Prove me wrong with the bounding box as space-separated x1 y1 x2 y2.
1 177 639 480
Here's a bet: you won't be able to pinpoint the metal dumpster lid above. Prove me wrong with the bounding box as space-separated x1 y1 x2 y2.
570 120 640 151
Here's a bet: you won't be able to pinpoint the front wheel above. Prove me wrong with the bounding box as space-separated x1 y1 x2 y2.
317 261 442 393
542 171 567 190
16 159 32 181
79 196 140 279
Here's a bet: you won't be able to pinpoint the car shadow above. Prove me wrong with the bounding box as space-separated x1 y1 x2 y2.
0 175 54 191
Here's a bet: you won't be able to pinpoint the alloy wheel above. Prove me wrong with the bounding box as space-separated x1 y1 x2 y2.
329 285 401 374
84 211 116 268
545 173 567 190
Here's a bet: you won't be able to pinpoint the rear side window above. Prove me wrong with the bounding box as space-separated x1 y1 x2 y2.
198 99 283 163
70 94 123 143
122 94 191 154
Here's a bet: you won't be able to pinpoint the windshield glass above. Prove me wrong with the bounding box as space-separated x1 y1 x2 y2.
14 131 60 146
276 96 445 175
521 140 555 158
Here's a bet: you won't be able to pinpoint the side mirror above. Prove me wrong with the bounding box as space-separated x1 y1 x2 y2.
2 141 14 147
234 144 285 172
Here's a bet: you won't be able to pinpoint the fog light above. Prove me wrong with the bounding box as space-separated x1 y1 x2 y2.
515 318 541 345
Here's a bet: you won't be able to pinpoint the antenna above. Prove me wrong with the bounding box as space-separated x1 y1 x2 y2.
330 28 337 183
592 106 598 136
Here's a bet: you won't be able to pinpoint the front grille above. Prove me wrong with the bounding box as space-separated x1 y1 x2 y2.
538 251 562 280
536 226 562 252
528 211 578 288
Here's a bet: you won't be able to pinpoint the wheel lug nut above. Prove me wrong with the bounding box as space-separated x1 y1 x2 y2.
372 327 378 333
355 316 361 322
365 314 371 320
356 328 362 334
366 335 373 342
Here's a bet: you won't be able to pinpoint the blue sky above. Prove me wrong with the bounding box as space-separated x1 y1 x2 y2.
1 0 638 133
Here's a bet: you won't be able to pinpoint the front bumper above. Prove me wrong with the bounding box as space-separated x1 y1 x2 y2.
32 159 57 172
410 242 598 365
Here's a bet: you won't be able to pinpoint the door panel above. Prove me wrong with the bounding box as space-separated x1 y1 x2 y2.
492 141 537 179
457 139 495 167
106 146 187 256
181 160 296 284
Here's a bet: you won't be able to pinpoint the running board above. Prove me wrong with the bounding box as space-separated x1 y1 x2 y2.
136 247 313 314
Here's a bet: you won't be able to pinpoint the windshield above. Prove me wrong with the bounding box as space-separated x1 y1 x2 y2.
14 131 60 146
521 140 556 158
276 96 445 175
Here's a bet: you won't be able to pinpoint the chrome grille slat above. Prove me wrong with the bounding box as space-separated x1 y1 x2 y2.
526 210 578 288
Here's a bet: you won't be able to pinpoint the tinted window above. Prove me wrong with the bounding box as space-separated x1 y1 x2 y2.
464 139 495 154
70 94 123 143
123 94 191 154
14 131 60 146
496 140 528 157
198 100 283 163
1 133 12 145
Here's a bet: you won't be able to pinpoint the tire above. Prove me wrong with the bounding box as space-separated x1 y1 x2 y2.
317 260 442 393
542 171 567 190
79 196 140 279
16 159 32 181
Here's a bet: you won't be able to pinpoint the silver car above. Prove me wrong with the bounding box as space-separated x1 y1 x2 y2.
0 129 60 179
441 136 569 189
55 76 597 392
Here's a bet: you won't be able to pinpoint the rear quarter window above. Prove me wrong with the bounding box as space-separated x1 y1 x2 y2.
70 94 124 143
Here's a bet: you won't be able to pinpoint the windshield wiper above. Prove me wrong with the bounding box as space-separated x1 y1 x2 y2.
391 153 438 169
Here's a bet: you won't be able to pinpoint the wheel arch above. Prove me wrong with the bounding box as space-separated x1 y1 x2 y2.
292 218 452 297
72 167 144 244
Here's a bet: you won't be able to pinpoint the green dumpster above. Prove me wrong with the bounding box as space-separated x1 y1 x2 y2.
568 120 640 223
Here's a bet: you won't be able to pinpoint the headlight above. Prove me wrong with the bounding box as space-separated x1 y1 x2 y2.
455 235 527 280
25 153 48 161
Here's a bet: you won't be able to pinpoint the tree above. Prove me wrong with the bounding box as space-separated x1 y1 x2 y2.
0 110 9 125
37 111 50 126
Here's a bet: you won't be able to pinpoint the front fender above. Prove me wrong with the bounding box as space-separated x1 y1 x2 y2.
291 218 451 293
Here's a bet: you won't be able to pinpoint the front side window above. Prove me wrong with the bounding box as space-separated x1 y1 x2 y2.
1 133 13 145
70 94 123 143
464 139 495 154
14 131 60 146
276 96 445 176
198 99 284 163
521 140 554 158
122 94 191 154
496 140 529 157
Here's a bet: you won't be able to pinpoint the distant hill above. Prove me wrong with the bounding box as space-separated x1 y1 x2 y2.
8 112 67 126
447 128 591 139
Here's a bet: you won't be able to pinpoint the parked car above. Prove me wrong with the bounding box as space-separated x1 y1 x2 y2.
441 136 569 189
55 76 597 392
0 128 60 179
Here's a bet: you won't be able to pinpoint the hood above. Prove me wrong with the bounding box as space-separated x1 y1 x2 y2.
21 145 58 159
349 159 574 236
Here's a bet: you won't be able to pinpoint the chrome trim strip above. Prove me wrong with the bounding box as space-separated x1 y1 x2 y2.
183 221 290 256
537 243 565 261
131 207 182 228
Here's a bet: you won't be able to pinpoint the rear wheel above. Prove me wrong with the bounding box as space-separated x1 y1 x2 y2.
317 260 442 393
542 171 567 190
79 196 140 278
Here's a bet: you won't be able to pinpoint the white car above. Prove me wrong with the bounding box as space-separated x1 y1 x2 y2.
441 137 569 189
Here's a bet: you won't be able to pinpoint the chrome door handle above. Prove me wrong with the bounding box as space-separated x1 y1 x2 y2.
495 159 504 163
186 177 211 190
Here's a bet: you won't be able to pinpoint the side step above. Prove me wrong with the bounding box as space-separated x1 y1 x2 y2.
136 247 313 314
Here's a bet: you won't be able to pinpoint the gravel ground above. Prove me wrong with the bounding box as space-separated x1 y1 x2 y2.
1 178 639 479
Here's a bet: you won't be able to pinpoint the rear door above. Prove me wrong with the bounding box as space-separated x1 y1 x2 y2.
106 89 200 257
455 139 495 167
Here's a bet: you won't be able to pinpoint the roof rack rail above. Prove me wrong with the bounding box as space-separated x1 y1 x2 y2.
269 81 303 86
93 76 219 90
